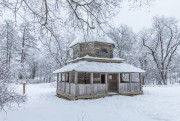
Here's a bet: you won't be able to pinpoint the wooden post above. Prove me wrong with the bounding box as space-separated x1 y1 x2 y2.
59 73 61 91
75 72 78 96
69 72 71 94
129 73 132 92
139 73 142 92
23 82 26 94
64 73 66 93
90 73 94 95
105 73 108 93
59 73 62 91
118 73 121 93
57 73 59 90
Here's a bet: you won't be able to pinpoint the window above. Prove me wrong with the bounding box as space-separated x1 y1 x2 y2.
69 72 75 83
93 73 106 84
73 49 79 56
101 74 105 84
62 73 65 82
132 73 139 82
96 48 109 56
93 73 101 84
100 49 108 54
78 72 90 84
109 75 112 79
122 73 129 82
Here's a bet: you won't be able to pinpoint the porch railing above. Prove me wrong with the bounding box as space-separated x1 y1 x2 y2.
57 82 141 96
58 82 106 96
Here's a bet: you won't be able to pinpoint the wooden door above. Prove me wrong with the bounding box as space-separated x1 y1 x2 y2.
108 74 118 92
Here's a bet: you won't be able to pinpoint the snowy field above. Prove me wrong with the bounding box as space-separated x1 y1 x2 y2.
1 83 180 121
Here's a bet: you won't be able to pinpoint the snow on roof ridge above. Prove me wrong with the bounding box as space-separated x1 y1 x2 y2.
53 61 145 73
67 55 125 63
69 32 115 47
82 55 124 60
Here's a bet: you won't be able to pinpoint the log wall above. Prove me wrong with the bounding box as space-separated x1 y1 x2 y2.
72 43 114 59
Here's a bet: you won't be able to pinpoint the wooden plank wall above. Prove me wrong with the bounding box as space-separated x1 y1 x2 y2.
119 83 141 93
57 82 106 96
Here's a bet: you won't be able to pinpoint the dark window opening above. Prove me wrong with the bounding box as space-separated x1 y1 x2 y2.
96 48 109 56
121 73 130 83
101 74 105 84
78 72 90 84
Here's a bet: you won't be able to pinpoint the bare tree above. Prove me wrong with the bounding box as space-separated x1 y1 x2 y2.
140 16 180 85
40 30 73 68
0 0 152 32
0 53 25 111
0 20 19 66
108 25 135 58
18 22 37 79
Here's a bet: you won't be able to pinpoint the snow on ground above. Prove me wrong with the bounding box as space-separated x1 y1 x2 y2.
1 83 180 121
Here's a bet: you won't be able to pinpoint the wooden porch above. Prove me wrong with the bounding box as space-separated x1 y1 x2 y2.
56 72 143 100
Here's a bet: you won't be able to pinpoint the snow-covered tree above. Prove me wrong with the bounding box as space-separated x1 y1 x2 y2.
0 20 19 67
140 17 180 85
108 25 138 65
18 22 37 79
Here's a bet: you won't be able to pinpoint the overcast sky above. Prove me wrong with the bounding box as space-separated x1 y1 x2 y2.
112 0 180 32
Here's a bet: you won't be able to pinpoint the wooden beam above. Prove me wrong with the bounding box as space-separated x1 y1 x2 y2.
59 73 61 91
60 73 62 91
118 73 121 93
105 73 108 93
67 72 69 82
69 72 71 94
64 72 66 92
75 72 78 96
57 73 59 90
90 73 94 95
140 73 142 92
59 73 61 81
129 73 132 92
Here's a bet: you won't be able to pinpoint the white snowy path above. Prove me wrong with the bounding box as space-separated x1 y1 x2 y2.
1 83 180 121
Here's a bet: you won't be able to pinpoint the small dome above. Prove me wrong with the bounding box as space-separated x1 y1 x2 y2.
69 32 115 47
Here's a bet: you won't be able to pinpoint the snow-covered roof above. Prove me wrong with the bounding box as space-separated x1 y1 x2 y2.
53 61 145 73
69 32 115 47
68 55 124 63
67 55 125 63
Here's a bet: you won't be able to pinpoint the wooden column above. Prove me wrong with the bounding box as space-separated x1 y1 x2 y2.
129 73 132 92
75 72 78 96
90 73 94 95
139 73 142 92
56 73 58 90
64 73 66 93
69 72 71 94
105 73 108 93
118 73 121 93
58 73 62 90
60 73 62 91
23 82 26 94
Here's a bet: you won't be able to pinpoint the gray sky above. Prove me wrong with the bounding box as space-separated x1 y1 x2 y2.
112 0 180 32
